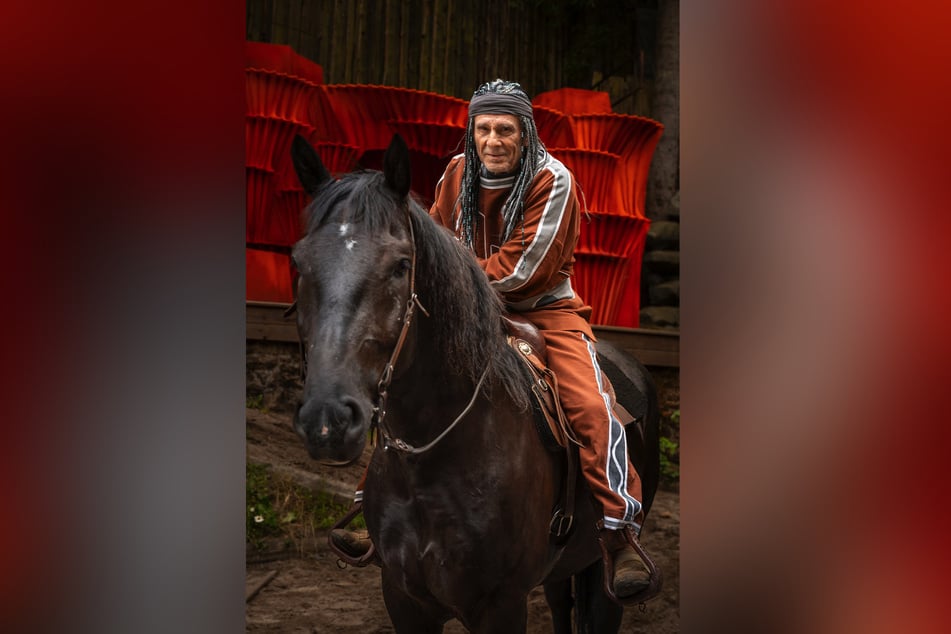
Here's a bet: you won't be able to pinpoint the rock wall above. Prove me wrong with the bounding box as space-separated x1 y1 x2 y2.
247 341 302 413
640 190 680 330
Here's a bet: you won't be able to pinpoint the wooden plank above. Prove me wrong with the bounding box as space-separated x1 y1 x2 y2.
246 302 679 367
247 302 299 342
591 326 679 368
245 570 279 603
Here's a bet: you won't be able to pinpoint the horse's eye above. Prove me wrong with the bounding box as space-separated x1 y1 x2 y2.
393 258 411 279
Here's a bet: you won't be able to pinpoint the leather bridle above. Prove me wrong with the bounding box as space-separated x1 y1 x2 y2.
371 204 489 457
289 202 488 457
370 203 428 437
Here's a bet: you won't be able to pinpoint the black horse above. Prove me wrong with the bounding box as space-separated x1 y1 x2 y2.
290 134 661 633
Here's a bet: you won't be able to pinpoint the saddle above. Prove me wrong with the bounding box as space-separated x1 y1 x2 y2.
502 314 635 542
503 314 636 449
505 316 577 452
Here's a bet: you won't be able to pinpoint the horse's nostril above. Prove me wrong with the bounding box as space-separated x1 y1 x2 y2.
297 395 365 438
340 397 363 425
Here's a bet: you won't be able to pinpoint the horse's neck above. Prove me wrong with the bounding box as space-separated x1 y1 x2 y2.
392 362 474 419
386 334 494 449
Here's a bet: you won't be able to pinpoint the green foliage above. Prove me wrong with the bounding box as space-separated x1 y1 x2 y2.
659 409 680 484
659 436 679 481
246 393 266 411
246 462 364 555
246 463 282 551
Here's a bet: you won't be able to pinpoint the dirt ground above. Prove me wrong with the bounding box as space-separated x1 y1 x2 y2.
245 368 680 633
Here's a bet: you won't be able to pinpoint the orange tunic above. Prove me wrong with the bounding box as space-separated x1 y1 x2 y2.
429 153 644 529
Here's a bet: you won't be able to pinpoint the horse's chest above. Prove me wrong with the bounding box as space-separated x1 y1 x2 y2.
382 513 474 569
381 529 478 599
377 501 490 580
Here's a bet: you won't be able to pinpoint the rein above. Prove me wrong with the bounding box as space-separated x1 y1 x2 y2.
370 204 487 457
381 366 489 455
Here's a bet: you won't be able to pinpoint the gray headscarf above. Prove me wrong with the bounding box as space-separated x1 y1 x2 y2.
456 79 548 250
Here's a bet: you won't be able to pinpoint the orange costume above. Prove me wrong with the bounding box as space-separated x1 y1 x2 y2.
429 153 645 532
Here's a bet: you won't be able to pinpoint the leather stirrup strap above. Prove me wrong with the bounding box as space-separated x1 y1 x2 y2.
597 524 663 606
543 367 578 540
327 503 377 568
550 442 578 540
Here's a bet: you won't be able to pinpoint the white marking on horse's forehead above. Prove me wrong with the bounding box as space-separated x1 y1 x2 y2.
336 223 357 251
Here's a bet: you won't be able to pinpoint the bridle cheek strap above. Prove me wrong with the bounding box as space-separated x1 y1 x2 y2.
370 205 428 438
373 204 488 457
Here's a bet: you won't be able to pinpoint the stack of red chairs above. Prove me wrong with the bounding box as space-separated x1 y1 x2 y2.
384 122 466 207
321 84 468 151
245 45 664 324
532 88 663 327
569 113 664 220
547 147 623 215
245 42 338 304
533 87 613 115
317 84 468 206
320 84 405 152
531 104 575 148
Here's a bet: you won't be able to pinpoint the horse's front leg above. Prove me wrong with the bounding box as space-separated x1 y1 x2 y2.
543 578 574 634
380 568 448 634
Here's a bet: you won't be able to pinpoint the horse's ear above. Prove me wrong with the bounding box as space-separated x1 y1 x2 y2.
383 134 411 199
291 134 332 197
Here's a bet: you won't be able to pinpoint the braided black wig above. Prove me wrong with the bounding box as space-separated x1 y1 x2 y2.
456 79 548 250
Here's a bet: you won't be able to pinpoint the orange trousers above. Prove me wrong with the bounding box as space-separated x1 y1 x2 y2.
541 330 643 530
353 330 643 531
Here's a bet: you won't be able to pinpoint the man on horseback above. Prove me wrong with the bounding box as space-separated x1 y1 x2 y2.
331 78 656 603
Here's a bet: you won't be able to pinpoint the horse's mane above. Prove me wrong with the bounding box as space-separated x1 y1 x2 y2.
303 170 531 410
303 170 397 236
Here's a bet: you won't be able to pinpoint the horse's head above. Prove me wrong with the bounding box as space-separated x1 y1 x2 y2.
289 134 415 465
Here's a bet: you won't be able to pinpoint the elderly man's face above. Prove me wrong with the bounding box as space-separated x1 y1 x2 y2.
473 114 526 175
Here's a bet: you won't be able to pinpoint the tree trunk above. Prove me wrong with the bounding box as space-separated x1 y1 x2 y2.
647 0 680 218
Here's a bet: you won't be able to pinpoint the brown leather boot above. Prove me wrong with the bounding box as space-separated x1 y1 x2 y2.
327 502 378 567
329 528 373 559
600 527 652 599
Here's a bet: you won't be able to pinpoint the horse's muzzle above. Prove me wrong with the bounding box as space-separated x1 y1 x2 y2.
293 395 369 464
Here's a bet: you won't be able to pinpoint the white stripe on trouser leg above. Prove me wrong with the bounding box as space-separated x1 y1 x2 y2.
354 490 363 503
583 334 642 529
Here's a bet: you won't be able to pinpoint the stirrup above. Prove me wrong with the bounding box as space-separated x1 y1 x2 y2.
597 524 663 606
327 503 378 567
